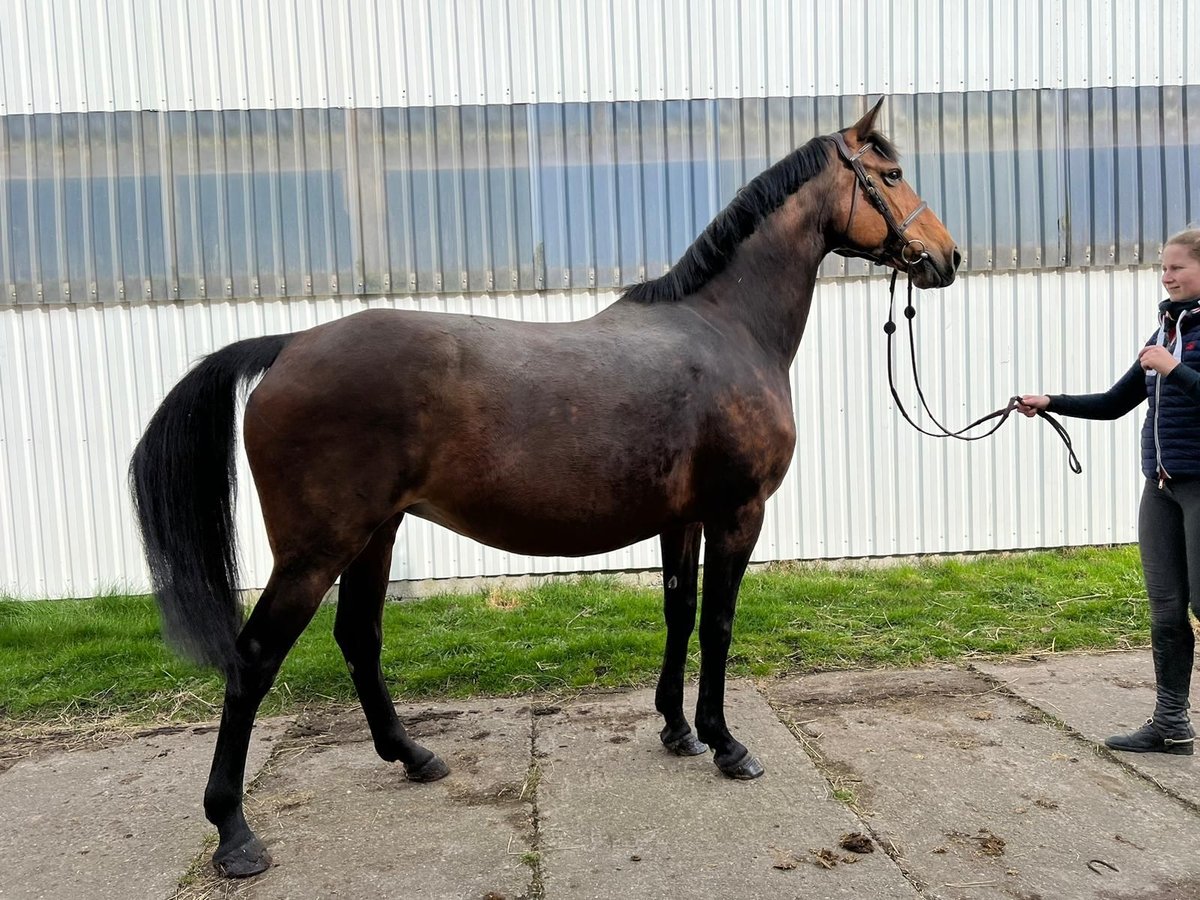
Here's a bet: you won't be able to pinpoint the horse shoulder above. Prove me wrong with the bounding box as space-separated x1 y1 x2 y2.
703 370 796 489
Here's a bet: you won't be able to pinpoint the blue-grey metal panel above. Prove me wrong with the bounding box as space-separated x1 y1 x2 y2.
988 90 1019 271
534 101 570 291
4 88 1200 306
228 108 259 300
1094 87 1120 267
276 108 309 297
6 115 36 304
1013 90 1051 269
939 92 972 270
324 108 355 297
459 104 491 295
1187 85 1200 236
564 103 597 289
640 101 671 285
1063 88 1092 268
1136 85 1167 270
614 100 645 286
1161 84 1190 244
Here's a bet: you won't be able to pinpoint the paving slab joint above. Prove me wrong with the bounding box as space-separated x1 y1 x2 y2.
964 661 1200 817
762 687 936 896
520 707 547 900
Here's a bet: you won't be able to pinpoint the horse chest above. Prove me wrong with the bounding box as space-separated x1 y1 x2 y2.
706 387 797 490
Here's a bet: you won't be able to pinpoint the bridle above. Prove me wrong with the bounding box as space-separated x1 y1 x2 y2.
831 132 930 269
830 132 1083 474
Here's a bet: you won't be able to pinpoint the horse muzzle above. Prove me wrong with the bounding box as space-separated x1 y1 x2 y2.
904 244 960 289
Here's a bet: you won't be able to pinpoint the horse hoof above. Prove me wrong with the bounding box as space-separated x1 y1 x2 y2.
213 836 273 879
716 750 765 780
662 731 708 756
405 753 451 783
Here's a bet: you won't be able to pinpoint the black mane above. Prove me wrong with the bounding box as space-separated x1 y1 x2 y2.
623 129 899 304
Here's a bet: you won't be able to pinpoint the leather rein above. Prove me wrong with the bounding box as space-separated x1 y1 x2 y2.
831 133 1083 475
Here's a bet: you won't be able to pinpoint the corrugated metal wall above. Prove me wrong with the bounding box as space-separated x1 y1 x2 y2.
1 0 1195 598
5 88 1200 305
0 269 1150 598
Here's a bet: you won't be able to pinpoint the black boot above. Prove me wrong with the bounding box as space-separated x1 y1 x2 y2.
1105 622 1195 755
1104 718 1194 755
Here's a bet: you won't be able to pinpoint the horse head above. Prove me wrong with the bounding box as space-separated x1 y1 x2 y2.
827 98 960 289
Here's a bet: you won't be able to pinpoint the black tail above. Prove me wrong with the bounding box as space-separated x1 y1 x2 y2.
129 334 291 684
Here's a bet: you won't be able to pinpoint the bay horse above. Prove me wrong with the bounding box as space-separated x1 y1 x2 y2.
130 98 959 878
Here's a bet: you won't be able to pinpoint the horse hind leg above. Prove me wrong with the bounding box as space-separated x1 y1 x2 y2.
204 563 339 878
655 523 707 756
333 513 449 782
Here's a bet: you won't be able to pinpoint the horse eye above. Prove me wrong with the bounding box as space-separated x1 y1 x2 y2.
883 169 903 186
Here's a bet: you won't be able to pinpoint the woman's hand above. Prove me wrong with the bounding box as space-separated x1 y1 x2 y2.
1138 345 1179 376
1016 395 1050 417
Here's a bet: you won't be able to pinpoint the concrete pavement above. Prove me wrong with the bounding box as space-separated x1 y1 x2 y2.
3 650 1199 900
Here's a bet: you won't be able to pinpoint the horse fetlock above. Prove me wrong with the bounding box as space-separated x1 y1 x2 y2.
203 787 244 827
692 716 726 747
653 689 684 719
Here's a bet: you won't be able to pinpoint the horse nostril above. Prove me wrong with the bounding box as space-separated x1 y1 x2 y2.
952 248 963 270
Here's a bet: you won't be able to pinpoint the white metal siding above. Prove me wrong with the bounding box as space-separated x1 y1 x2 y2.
0 268 1151 599
2 0 1196 115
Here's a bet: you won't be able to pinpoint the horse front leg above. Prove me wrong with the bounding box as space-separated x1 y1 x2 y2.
333 514 449 781
695 502 766 780
205 565 334 877
655 523 707 756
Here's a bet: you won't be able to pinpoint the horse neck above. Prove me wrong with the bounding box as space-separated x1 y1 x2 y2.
689 199 829 368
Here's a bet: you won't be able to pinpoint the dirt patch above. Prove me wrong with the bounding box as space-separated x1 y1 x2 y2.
1110 677 1152 691
446 780 527 807
945 827 1006 857
770 847 800 869
0 720 221 775
404 709 468 738
260 790 314 812
839 832 874 854
485 588 522 611
807 847 860 869
764 667 991 709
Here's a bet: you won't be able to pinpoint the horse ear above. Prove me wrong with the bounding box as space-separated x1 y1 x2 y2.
850 97 886 142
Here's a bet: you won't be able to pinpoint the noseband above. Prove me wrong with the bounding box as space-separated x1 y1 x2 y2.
830 131 1082 474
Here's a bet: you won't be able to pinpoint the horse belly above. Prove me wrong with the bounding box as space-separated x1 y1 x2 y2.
409 484 683 557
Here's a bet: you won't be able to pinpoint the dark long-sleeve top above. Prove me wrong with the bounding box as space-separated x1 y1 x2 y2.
1047 355 1200 419
1045 329 1200 479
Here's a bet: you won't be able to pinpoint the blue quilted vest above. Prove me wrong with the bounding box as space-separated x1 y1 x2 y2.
1142 313 1200 480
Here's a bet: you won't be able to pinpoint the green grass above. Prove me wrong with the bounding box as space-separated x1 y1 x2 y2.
0 546 1150 724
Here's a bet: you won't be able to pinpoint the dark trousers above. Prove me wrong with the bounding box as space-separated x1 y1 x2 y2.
1138 478 1200 718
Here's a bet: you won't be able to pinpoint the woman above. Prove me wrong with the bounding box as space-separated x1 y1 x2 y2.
1019 229 1200 756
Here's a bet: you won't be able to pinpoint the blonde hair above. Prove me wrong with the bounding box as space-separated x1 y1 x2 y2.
1166 229 1200 263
